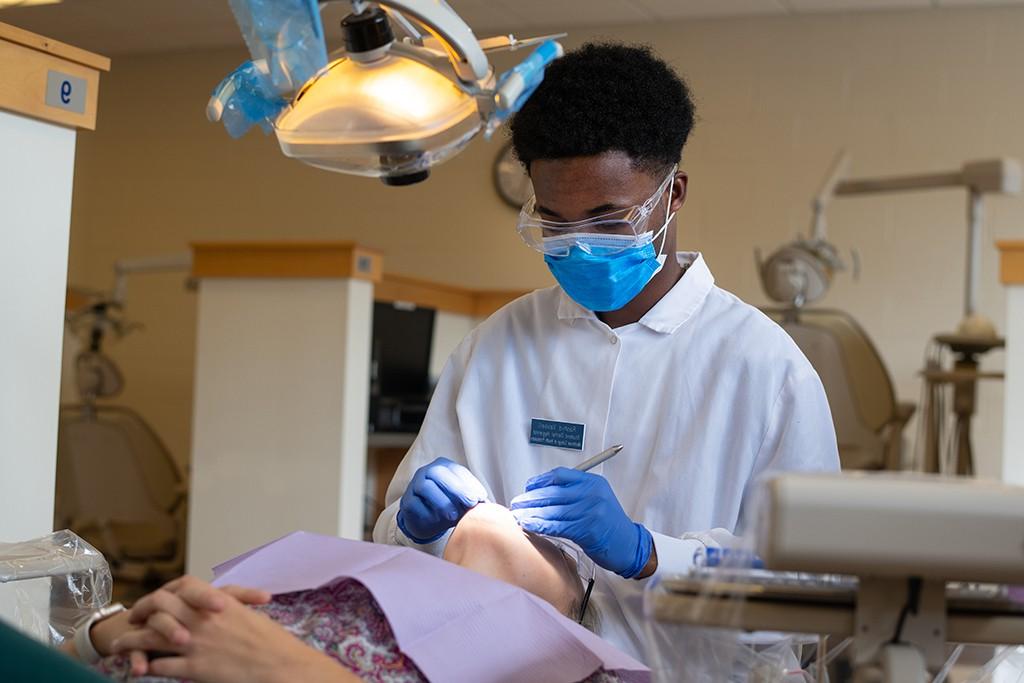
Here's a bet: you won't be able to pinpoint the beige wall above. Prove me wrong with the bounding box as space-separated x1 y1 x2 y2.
67 7 1024 477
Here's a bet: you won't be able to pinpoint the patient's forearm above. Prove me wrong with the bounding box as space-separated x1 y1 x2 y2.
60 610 132 659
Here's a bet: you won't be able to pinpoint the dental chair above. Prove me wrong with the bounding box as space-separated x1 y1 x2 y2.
763 308 915 471
55 405 187 586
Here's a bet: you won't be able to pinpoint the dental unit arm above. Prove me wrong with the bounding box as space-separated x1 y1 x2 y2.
208 0 564 184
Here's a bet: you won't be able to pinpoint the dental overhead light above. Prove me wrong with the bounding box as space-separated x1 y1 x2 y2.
208 0 564 185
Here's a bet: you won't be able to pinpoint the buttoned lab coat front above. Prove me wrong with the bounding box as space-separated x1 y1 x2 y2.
373 253 840 663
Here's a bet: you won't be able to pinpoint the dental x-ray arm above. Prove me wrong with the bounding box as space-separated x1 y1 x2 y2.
809 149 850 242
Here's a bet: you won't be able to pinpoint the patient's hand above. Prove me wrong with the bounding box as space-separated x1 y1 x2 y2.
63 579 271 675
92 577 270 676
126 576 272 641
443 503 584 619
112 577 359 683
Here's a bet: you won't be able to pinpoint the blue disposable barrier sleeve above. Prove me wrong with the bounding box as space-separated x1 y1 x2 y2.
227 0 328 94
208 0 328 137
208 61 288 138
486 40 562 138
499 40 562 114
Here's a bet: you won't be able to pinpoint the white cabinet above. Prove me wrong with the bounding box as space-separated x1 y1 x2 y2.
186 242 381 577
0 23 108 543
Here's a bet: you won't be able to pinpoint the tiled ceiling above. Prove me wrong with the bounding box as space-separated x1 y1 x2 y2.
1 0 1022 55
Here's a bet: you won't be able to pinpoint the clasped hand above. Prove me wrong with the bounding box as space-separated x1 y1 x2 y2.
102 576 348 683
510 467 653 578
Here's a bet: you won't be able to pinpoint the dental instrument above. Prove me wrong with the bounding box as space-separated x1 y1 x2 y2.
574 444 623 472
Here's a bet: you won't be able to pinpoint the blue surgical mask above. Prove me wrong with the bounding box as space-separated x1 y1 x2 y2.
544 237 664 312
544 192 675 313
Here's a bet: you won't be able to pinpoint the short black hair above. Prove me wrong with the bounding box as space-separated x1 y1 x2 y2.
510 42 695 175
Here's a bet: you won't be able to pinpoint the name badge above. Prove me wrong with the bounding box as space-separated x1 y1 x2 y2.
529 418 585 451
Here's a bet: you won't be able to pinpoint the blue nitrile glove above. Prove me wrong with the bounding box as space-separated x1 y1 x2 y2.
396 458 489 544
510 468 653 578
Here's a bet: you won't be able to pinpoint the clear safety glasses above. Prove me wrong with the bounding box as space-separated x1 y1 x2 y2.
516 166 677 256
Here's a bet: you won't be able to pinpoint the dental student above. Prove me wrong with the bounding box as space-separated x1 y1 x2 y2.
374 42 840 661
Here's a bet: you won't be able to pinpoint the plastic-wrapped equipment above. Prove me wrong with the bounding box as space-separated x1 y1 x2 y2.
641 587 832 683
0 530 112 645
207 0 327 139
641 472 1024 682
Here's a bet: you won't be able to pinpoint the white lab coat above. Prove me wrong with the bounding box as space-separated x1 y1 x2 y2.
373 252 840 663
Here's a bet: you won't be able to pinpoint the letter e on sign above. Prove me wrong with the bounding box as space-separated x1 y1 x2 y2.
45 71 87 115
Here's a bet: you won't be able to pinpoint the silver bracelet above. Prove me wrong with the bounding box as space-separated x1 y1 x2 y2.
73 603 126 664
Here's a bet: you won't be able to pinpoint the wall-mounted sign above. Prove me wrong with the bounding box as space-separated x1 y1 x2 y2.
45 70 86 114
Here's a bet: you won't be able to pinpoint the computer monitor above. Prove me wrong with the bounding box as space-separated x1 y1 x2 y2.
371 302 435 401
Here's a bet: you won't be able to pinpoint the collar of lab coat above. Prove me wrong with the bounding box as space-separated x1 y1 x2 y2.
555 252 715 334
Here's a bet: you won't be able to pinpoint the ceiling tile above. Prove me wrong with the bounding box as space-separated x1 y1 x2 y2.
445 0 533 34
2 0 1018 57
490 0 653 30
934 0 1024 5
785 0 930 10
0 0 241 55
632 0 787 18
